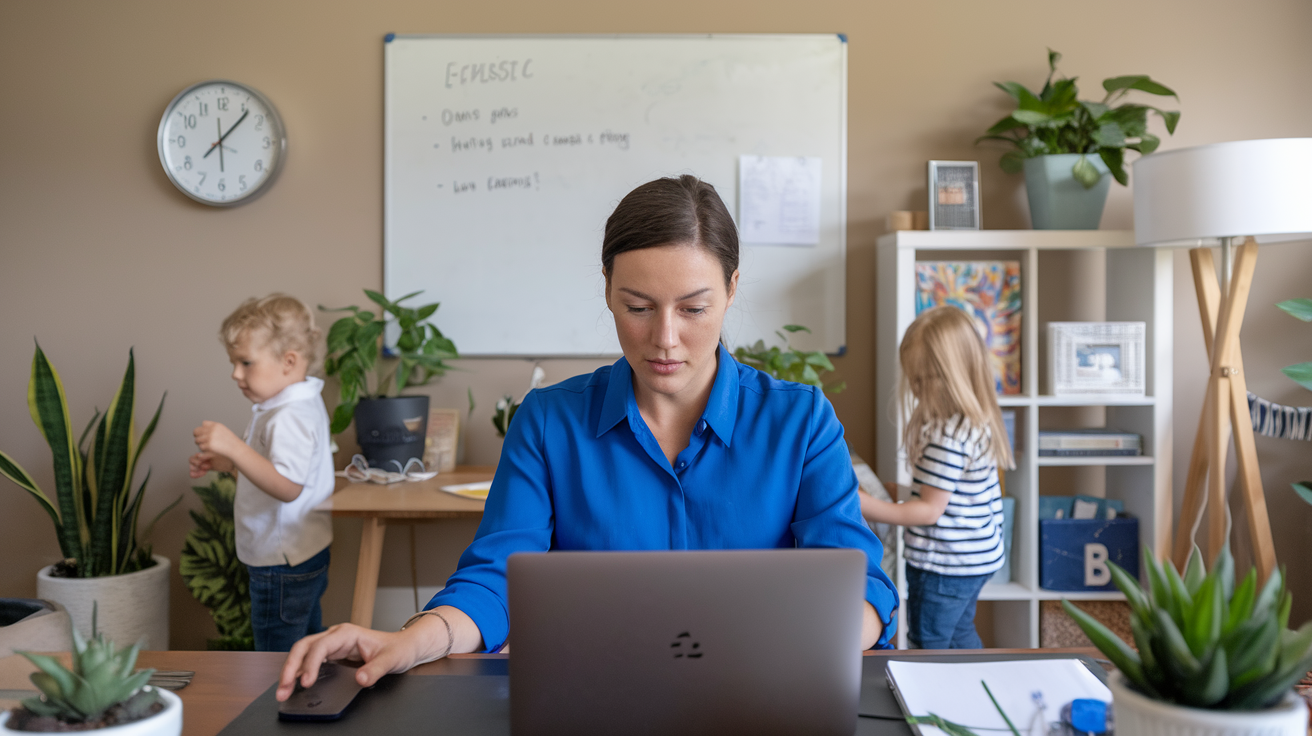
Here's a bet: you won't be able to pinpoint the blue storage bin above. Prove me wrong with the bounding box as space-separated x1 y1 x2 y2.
1040 517 1139 591
990 497 1016 584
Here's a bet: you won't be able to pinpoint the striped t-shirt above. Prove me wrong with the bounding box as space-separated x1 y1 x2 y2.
903 415 1004 576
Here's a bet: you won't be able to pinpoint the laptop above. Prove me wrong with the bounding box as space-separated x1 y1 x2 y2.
507 548 867 736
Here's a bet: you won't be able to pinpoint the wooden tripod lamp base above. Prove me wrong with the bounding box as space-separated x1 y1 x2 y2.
1133 138 1312 579
1171 239 1276 580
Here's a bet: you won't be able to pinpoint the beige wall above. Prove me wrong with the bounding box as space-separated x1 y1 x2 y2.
2 0 1310 649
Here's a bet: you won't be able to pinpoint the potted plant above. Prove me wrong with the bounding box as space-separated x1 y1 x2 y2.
492 365 546 439
320 290 458 469
733 325 846 393
179 472 253 651
1063 545 1312 735
978 49 1180 229
0 611 181 734
1274 297 1312 505
0 345 176 651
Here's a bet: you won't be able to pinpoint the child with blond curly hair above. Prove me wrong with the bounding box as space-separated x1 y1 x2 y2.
189 294 335 652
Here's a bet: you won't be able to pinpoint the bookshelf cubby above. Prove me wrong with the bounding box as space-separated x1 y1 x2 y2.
875 230 1173 649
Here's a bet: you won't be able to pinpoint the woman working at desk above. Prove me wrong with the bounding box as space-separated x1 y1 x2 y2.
278 176 897 699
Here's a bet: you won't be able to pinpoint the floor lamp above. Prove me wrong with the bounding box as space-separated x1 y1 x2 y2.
1133 138 1312 580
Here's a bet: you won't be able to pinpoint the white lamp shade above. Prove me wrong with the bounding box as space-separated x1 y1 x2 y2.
1133 138 1312 247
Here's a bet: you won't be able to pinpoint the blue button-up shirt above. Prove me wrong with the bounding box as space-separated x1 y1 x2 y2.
427 345 898 649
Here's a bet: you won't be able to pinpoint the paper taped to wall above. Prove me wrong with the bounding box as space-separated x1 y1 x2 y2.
738 155 822 245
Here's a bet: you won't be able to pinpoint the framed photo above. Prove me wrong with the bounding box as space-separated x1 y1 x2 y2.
927 160 981 230
1049 322 1146 395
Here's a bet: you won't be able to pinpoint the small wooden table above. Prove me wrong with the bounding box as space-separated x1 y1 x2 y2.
318 466 495 628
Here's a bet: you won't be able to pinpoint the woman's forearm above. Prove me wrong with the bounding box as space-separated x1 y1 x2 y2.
405 605 485 662
861 601 882 649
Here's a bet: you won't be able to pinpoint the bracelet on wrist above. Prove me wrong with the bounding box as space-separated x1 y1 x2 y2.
400 609 454 662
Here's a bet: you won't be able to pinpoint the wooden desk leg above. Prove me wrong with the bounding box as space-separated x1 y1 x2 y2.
351 518 387 628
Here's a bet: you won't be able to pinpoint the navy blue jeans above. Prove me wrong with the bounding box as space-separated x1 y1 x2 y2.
905 565 991 649
247 546 330 652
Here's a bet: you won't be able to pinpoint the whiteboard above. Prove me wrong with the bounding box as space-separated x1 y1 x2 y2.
385 34 847 356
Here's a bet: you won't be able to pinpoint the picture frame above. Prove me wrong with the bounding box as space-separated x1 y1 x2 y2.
1048 322 1146 395
424 408 461 473
927 160 981 230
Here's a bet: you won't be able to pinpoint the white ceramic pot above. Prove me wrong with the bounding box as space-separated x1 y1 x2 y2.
36 555 170 651
1109 674 1308 736
0 687 181 736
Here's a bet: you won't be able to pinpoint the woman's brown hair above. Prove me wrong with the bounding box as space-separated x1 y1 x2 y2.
601 175 739 289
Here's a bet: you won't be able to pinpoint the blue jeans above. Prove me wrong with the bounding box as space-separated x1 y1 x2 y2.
905 565 990 649
247 546 330 652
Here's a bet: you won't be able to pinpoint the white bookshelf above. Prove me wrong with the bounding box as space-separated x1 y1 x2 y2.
875 230 1173 649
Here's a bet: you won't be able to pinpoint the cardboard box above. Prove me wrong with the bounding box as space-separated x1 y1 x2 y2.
1039 517 1139 591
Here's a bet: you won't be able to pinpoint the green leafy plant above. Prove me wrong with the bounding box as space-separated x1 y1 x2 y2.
1063 545 1312 711
179 472 253 651
0 345 174 578
733 325 845 393
492 366 545 438
978 49 1180 188
14 608 160 727
320 290 459 434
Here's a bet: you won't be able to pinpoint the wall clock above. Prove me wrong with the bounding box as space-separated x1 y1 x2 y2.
157 80 286 206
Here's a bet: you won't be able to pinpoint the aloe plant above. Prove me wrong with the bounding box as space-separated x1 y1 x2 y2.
0 344 171 577
733 325 845 394
977 49 1180 188
15 608 159 725
1063 545 1312 711
320 289 459 434
180 472 253 650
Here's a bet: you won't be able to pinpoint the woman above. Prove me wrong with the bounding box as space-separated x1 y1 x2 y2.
277 175 897 699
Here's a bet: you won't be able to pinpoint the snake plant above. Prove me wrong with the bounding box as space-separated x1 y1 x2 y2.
180 472 254 650
0 344 172 577
1064 545 1312 710
16 608 159 724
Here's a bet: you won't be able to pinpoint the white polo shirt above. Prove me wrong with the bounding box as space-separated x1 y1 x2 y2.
234 377 335 568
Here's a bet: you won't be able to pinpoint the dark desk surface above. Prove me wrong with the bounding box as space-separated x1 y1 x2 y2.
72 649 1099 736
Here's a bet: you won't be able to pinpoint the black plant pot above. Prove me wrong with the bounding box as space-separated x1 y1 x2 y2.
353 396 430 471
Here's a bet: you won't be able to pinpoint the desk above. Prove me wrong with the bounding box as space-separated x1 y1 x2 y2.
319 466 495 628
2 649 1101 736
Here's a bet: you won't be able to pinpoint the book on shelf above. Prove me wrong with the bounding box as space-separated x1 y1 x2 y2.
1039 448 1141 457
1038 428 1140 452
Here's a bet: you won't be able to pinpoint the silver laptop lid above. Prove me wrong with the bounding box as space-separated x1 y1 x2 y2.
508 548 867 736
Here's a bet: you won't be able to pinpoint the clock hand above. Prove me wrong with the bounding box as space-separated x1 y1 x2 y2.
217 118 224 172
203 109 250 160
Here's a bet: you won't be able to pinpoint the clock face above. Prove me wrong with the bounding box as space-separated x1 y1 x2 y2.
157 80 286 206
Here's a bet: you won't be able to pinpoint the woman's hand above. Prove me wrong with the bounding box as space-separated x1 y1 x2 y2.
277 623 432 700
277 608 482 701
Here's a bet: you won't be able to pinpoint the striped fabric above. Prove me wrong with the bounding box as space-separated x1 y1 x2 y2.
1249 392 1312 441
903 415 1004 576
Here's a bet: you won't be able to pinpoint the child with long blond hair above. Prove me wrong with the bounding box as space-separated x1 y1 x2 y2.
860 305 1014 648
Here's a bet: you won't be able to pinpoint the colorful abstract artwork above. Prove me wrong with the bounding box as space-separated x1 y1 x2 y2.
915 261 1022 395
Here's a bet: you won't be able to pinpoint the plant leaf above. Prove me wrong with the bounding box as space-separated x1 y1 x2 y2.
28 342 84 561
0 450 62 532
1183 545 1205 594
1281 362 1312 391
1293 481 1312 506
1276 298 1312 322
1103 75 1178 98
1061 600 1148 690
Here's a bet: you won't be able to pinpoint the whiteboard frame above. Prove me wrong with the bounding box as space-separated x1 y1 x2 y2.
383 33 848 358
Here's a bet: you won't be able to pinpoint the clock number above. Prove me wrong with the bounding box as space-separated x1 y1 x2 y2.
254 159 263 172
198 172 207 185
181 114 197 129
217 97 229 111
239 175 247 191
262 136 270 150
218 178 225 192
183 155 192 170
254 114 264 131
175 135 186 148
197 102 209 116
